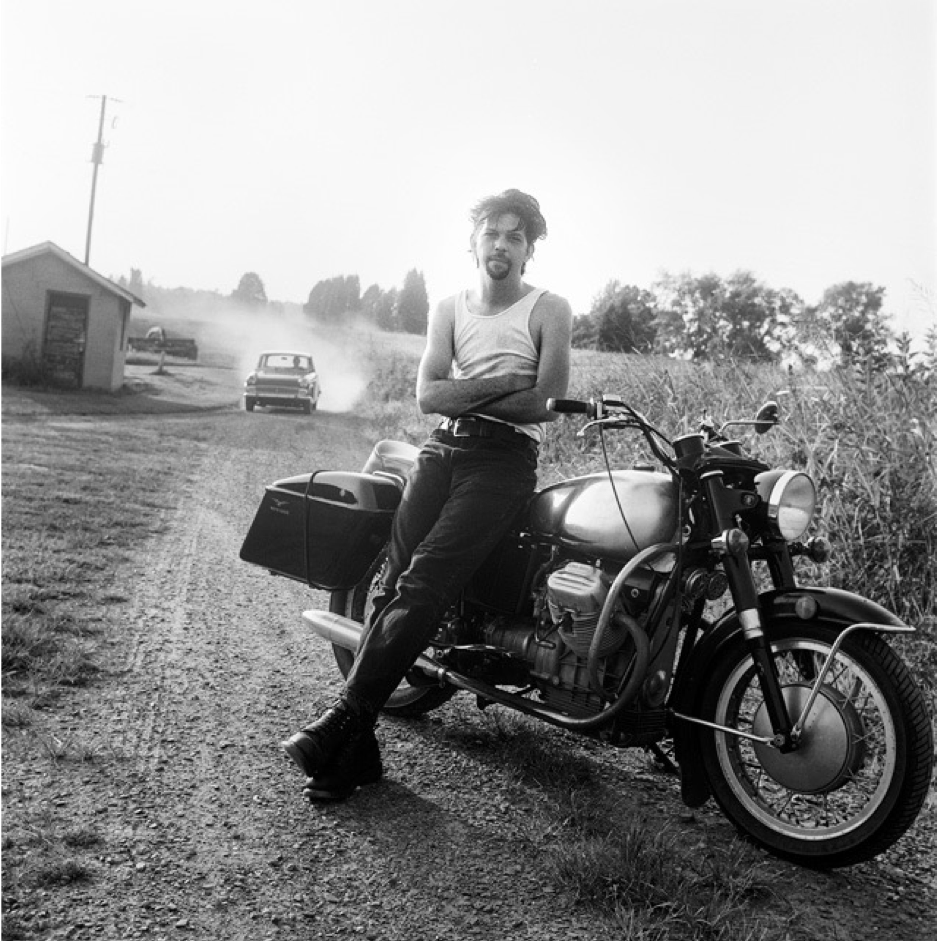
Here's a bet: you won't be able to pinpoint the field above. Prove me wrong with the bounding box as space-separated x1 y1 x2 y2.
2 326 935 940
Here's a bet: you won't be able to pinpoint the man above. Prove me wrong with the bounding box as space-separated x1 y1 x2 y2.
283 188 573 801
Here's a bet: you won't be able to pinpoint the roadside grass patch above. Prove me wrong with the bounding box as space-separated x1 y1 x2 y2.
1 611 99 691
470 709 788 939
31 858 93 887
62 827 103 849
2 406 200 919
549 822 784 941
38 730 112 764
1 418 201 702
1 699 37 728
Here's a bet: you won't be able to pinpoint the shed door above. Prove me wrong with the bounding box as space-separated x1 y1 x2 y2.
43 293 89 388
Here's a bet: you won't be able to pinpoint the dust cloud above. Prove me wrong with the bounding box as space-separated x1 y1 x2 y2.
155 306 374 412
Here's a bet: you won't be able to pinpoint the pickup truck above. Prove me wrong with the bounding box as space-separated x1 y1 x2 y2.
127 326 199 361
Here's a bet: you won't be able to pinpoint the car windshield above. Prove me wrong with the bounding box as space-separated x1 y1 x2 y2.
260 354 313 373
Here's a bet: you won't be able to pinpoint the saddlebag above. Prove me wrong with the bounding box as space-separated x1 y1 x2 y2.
239 471 401 590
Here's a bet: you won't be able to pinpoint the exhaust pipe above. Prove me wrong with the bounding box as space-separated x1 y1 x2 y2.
303 610 363 652
303 609 448 681
302 608 649 734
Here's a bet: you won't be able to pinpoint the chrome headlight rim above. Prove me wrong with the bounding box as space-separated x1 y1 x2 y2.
761 469 817 541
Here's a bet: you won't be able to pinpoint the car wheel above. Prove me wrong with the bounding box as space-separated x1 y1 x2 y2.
245 398 256 412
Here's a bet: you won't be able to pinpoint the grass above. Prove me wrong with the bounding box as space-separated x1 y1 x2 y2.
1 416 198 705
468 709 792 940
550 824 779 941
1 396 200 914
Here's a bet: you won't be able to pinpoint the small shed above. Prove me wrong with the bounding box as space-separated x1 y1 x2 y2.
1 241 145 391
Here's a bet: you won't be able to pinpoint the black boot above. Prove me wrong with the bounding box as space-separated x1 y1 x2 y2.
281 695 374 778
302 728 382 802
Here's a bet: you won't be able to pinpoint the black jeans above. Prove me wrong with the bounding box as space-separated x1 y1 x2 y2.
344 429 538 711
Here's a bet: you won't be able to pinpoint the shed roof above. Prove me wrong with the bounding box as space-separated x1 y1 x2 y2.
2 241 146 308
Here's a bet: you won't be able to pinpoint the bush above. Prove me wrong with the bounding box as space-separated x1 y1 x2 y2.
1 348 54 387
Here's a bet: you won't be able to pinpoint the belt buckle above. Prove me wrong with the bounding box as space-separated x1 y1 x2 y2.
451 418 473 437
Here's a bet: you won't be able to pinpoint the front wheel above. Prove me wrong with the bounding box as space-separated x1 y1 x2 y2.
698 622 933 867
329 548 455 717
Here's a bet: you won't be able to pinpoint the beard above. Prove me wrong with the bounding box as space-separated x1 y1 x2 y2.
484 256 512 281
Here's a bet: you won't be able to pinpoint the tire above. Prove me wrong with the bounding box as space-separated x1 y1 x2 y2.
328 547 455 717
245 398 256 412
302 400 311 415
698 622 934 867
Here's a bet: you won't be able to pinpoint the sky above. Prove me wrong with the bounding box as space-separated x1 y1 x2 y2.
2 0 935 340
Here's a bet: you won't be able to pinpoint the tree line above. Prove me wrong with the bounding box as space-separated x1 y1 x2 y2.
121 268 431 337
301 270 429 334
573 271 924 367
120 264 933 370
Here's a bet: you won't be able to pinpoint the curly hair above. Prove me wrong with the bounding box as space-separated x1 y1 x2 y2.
469 189 548 243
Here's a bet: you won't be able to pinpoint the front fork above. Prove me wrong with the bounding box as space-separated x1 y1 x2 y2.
704 470 797 751
720 552 797 751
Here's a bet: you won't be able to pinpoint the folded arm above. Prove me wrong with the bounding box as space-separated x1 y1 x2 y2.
416 294 572 423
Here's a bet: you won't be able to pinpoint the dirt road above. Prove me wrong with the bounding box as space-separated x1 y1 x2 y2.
3 374 935 940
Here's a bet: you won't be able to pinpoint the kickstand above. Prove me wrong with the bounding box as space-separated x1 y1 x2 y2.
647 742 679 775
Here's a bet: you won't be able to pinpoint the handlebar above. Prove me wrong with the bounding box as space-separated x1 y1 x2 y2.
546 398 591 414
547 394 778 469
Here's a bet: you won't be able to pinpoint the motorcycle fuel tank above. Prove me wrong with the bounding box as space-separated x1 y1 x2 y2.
528 470 679 561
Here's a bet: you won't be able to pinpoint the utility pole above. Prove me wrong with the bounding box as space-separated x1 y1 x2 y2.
84 95 108 266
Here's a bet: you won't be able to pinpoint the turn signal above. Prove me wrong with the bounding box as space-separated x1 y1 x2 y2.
806 537 832 563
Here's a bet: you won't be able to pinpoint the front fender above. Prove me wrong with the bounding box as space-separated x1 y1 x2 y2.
683 587 906 709
752 586 907 631
670 586 908 808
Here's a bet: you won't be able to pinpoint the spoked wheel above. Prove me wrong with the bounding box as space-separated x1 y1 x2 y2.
329 548 455 717
699 622 933 867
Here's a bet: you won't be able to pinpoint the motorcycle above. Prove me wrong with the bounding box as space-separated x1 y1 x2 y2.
240 395 934 867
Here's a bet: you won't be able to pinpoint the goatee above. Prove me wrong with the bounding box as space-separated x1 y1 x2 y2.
485 258 511 281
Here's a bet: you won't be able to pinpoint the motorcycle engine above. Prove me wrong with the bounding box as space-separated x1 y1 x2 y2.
546 562 631 658
484 560 656 718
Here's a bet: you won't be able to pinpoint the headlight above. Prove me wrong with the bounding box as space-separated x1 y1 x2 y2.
245 372 257 387
755 470 816 541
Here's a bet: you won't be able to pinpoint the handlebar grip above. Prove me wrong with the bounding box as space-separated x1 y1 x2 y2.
548 398 590 414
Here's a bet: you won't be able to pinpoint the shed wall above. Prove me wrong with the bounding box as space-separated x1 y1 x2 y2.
2 253 130 391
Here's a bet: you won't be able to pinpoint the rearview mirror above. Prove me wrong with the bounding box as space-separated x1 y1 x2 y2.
754 400 780 434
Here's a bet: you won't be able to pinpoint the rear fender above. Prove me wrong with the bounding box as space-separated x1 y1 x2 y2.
670 586 909 808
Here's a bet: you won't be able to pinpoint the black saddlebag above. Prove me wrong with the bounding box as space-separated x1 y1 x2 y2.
239 471 401 590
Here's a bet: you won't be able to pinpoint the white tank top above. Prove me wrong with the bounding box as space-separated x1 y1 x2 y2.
452 287 547 443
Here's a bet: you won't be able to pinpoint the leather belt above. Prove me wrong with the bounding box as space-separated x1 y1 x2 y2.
439 416 529 443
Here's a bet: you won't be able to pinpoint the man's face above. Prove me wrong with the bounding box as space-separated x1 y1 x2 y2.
473 212 532 280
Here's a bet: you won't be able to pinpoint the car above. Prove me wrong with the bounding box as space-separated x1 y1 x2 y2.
244 350 321 414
